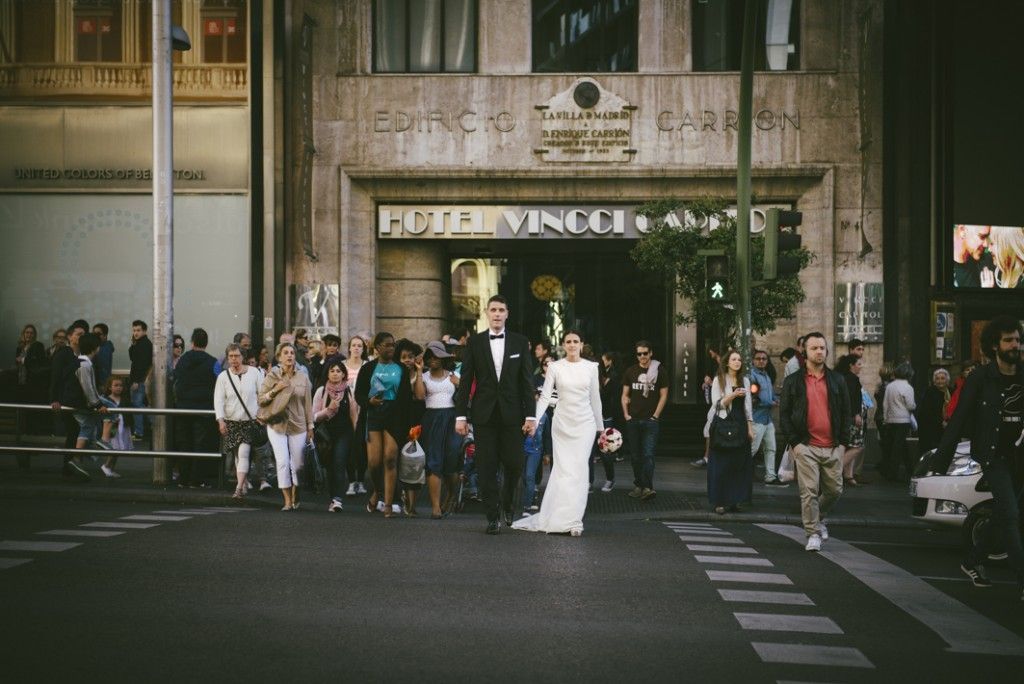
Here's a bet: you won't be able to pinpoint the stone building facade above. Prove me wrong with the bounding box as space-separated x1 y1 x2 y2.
284 0 884 402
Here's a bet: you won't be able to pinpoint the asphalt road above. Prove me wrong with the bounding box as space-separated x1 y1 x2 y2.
1 499 1023 683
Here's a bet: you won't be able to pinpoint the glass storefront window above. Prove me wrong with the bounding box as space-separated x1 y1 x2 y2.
201 0 247 64
374 0 477 73
74 0 122 63
692 0 801 72
532 0 638 73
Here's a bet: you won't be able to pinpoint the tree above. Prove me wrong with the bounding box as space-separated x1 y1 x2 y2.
631 197 813 351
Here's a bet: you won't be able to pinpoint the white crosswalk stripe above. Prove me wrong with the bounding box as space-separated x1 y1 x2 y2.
120 515 191 522
664 522 715 528
734 613 843 634
0 558 33 570
695 555 774 567
751 642 874 668
38 530 125 538
676 536 743 544
0 540 81 552
718 589 815 606
706 570 793 585
687 545 759 554
672 529 731 536
152 510 220 516
81 522 159 529
202 507 254 512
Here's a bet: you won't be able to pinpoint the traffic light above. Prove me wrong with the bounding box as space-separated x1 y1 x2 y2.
705 253 731 302
763 208 803 280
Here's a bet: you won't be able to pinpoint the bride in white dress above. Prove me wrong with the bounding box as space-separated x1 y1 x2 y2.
512 331 602 537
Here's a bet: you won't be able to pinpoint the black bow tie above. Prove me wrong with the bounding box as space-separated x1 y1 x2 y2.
489 333 505 340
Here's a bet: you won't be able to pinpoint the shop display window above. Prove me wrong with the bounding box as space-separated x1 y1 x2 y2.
74 0 123 63
201 0 247 64
692 0 801 72
374 0 477 73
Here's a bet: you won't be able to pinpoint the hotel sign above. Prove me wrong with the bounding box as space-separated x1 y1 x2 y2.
378 204 786 240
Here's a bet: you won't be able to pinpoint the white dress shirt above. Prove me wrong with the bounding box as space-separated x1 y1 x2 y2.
489 328 506 379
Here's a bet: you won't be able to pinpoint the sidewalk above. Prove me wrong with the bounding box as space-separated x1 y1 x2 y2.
0 439 920 528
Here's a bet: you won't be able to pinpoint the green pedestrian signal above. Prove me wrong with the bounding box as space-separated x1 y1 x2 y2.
704 253 731 302
708 279 727 300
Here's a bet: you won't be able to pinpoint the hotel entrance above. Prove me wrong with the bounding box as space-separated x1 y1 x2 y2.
449 241 667 359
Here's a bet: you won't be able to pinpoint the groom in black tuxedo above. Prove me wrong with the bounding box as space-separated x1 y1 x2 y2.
455 295 537 535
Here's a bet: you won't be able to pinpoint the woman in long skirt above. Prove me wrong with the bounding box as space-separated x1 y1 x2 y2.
706 350 754 515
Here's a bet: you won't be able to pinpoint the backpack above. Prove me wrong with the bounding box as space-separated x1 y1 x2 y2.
60 355 86 408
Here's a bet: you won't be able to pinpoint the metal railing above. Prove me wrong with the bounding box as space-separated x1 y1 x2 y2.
0 402 225 485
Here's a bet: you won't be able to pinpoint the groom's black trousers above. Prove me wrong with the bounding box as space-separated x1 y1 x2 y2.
473 406 526 522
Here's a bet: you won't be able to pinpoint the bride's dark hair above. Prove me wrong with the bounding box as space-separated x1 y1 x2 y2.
561 329 584 344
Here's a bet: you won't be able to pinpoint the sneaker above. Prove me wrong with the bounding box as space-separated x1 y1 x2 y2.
259 481 272 492
805 534 822 552
570 528 583 537
62 460 90 482
95 440 113 451
819 522 829 541
345 483 357 497
691 457 708 469
528 503 540 512
765 478 789 487
391 504 402 514
641 488 657 501
960 562 992 588
627 486 643 498
376 501 386 512
600 480 614 493
328 499 343 513
100 464 121 479
356 482 368 495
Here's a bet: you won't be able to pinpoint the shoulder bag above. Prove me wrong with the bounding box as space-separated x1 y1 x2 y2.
227 370 268 447
709 400 747 450
257 375 293 425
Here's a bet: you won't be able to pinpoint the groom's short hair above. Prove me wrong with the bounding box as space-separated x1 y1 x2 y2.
487 294 508 308
635 339 652 352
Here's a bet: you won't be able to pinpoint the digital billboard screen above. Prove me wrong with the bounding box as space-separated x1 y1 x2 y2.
952 224 1024 289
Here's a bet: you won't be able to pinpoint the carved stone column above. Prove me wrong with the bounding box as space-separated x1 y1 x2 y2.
0 0 14 64
54 0 73 62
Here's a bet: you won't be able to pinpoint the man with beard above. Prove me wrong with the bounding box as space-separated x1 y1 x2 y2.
936 316 1023 597
953 224 996 288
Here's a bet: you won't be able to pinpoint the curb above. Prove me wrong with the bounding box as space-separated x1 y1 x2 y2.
586 509 931 530
0 484 280 509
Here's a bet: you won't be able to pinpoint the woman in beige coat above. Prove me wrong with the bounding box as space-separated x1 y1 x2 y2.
259 343 314 511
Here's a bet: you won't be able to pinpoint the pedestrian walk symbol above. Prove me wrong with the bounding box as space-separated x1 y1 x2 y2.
711 282 725 299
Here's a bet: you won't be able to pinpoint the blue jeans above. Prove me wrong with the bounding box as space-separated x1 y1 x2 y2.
325 433 351 502
521 425 544 509
130 382 147 437
626 418 660 490
965 457 1024 576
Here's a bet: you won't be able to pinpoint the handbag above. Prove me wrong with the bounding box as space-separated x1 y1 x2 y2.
861 387 874 411
709 401 747 450
226 370 268 447
257 378 293 425
777 446 796 482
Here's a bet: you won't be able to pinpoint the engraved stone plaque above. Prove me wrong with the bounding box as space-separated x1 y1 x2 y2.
535 78 635 163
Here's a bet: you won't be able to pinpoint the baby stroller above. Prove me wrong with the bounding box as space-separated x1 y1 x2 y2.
453 425 479 513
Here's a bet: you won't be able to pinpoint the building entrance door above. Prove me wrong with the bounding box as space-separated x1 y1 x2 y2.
449 245 666 359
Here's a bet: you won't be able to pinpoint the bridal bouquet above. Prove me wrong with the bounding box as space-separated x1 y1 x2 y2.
598 427 623 454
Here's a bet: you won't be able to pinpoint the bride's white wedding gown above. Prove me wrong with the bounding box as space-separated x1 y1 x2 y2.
512 358 602 535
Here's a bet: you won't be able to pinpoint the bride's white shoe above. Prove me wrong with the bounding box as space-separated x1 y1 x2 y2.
570 528 583 537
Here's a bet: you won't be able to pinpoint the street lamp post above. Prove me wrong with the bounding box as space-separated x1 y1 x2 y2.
735 1 756 367
151 6 190 485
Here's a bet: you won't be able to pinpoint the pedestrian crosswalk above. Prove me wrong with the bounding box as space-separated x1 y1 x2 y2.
0 507 254 573
663 521 876 674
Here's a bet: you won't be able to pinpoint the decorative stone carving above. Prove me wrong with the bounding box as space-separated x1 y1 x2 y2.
535 77 636 163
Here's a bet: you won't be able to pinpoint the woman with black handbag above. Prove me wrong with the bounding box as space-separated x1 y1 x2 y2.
312 355 358 512
706 350 754 515
214 343 265 499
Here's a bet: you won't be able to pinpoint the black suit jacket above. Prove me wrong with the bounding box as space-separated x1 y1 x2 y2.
454 330 536 426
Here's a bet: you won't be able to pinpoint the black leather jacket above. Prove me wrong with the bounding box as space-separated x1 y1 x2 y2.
934 362 1024 471
780 366 852 449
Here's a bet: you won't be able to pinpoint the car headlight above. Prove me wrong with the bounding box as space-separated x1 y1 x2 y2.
946 456 981 477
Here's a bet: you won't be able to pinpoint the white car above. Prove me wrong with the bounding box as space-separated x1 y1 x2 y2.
910 440 1009 560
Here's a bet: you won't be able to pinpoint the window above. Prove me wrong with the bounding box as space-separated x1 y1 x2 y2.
532 0 638 73
692 0 800 71
200 0 247 64
74 0 122 62
374 0 477 73
14 0 56 63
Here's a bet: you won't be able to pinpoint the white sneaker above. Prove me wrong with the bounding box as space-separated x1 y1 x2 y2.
328 499 343 513
570 528 583 537
345 483 357 497
100 465 121 479
356 482 368 494
819 522 829 541
600 480 614 493
391 504 402 514
376 501 386 512
259 481 272 492
805 534 822 552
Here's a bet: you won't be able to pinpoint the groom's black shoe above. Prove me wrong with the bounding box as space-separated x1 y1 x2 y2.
502 506 514 528
486 520 501 535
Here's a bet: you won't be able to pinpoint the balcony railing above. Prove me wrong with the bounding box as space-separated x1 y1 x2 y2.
0 63 247 100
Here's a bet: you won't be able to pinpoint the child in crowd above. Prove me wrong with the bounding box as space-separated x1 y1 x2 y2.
96 376 132 478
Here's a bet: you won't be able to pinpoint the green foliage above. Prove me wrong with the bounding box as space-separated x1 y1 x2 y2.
631 197 814 348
